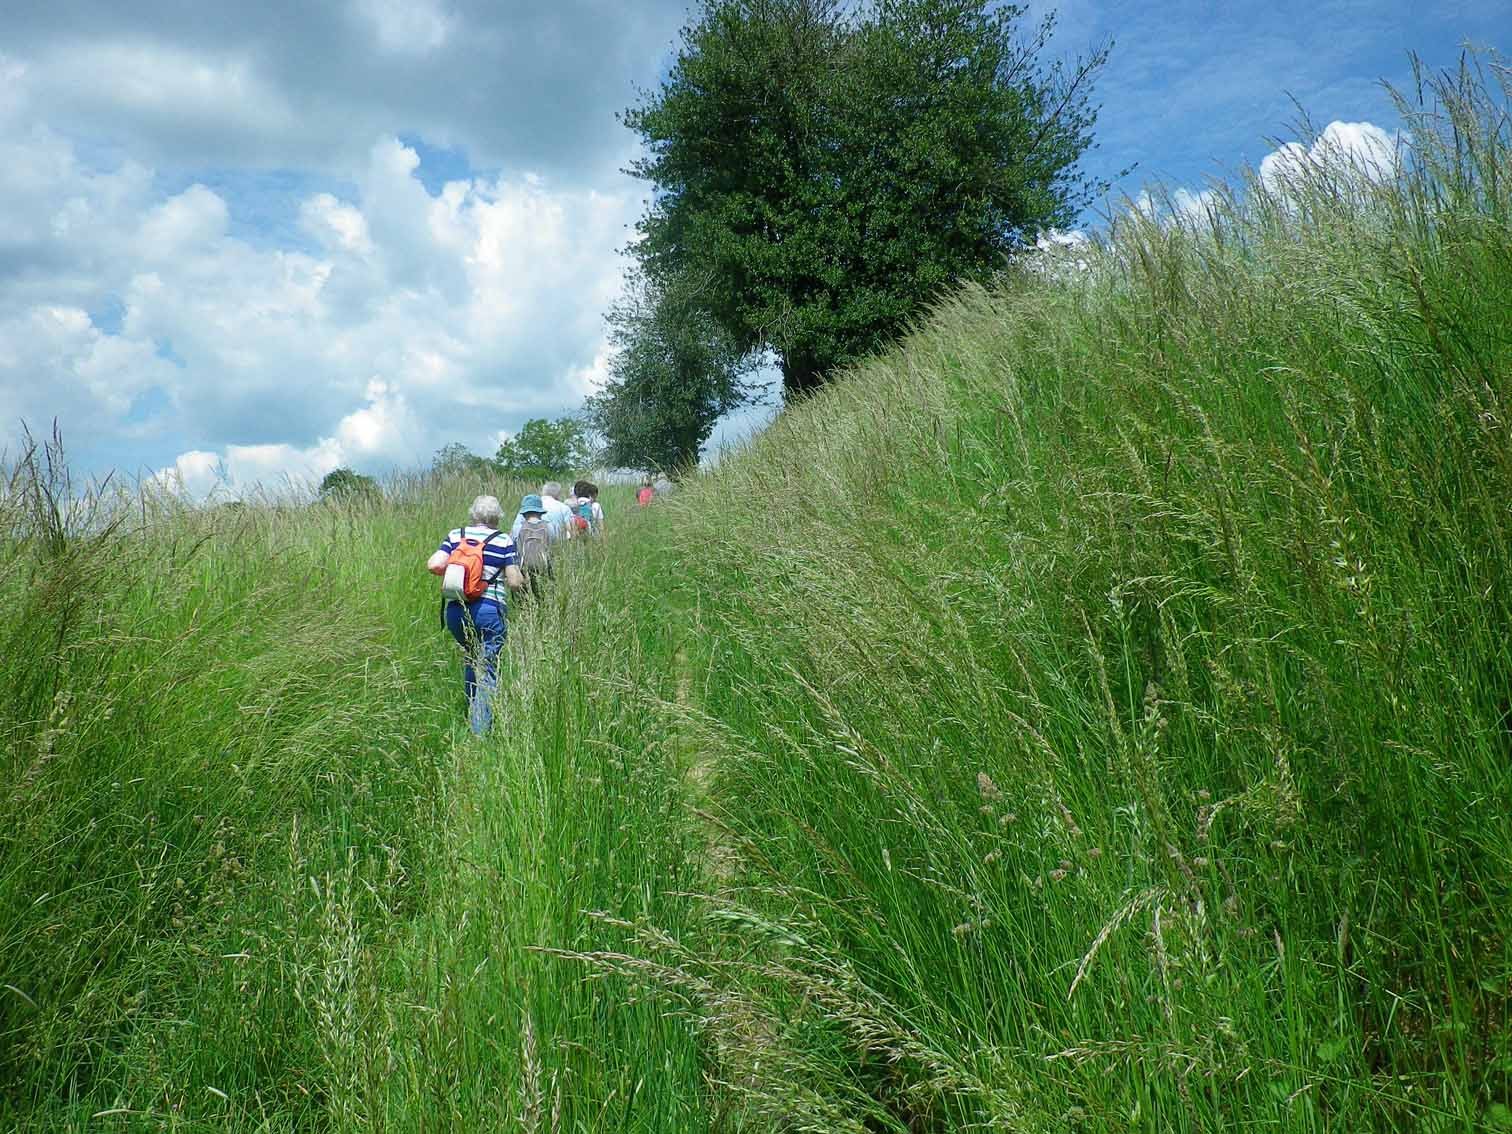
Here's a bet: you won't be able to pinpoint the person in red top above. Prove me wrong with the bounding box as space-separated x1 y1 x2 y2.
636 476 655 506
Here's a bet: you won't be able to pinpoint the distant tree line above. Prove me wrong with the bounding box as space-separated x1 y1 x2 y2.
430 416 593 483
320 416 596 502
586 0 1112 472
318 466 379 501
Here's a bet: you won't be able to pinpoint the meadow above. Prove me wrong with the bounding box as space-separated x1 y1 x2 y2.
2 54 1508 1132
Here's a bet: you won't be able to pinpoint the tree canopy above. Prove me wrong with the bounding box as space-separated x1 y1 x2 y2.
431 443 498 480
318 466 379 501
585 268 755 473
623 0 1110 398
494 417 591 481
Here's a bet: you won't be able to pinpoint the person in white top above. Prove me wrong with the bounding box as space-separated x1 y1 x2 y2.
511 481 574 540
526 480 574 540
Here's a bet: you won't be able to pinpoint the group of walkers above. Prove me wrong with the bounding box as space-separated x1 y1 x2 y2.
424 475 671 734
425 479 610 734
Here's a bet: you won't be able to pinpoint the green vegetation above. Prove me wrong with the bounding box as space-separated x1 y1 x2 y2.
431 441 503 481
494 417 593 482
587 267 757 473
3 53 1509 1132
622 0 1109 397
431 416 593 487
318 466 380 501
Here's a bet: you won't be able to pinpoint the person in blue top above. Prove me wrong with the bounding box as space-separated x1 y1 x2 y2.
425 494 524 734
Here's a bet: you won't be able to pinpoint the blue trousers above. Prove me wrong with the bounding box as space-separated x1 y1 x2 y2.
444 598 507 734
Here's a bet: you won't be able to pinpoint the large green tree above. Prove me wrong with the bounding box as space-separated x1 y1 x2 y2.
586 269 755 472
431 442 499 479
317 466 379 502
494 416 591 481
625 0 1110 397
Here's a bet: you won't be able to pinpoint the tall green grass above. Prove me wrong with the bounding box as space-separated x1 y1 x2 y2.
0 445 704 1130
0 443 463 1128
4 51 1509 1133
543 54 1512 1131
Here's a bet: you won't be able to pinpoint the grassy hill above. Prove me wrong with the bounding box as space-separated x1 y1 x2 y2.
2 57 1509 1132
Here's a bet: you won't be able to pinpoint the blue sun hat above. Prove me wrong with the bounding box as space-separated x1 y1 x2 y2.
520 493 545 516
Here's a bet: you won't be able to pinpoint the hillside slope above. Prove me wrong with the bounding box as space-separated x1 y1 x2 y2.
521 59 1512 1131
3 57 1508 1134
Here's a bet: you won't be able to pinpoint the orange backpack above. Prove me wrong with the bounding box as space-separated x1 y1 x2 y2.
441 528 501 602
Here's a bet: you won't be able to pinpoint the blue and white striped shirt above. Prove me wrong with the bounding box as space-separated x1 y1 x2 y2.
438 526 518 606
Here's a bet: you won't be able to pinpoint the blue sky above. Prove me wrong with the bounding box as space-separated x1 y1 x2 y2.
1035 0 1504 199
0 0 1503 494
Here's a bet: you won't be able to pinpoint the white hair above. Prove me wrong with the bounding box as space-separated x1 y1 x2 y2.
540 481 563 500
469 494 502 526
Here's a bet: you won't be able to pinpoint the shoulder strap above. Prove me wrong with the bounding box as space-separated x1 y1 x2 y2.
481 530 507 581
461 526 505 545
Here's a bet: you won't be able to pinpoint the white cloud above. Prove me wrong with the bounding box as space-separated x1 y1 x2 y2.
1170 187 1219 227
352 0 454 55
0 111 642 490
1024 227 1094 279
1258 120 1401 195
1124 120 1402 233
0 304 173 430
155 379 414 498
138 184 230 254
300 193 375 255
1035 228 1089 251
1122 187 1219 229
30 40 300 160
567 340 614 399
2 3 688 178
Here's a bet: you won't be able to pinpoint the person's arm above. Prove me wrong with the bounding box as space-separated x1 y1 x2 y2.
495 537 524 590
427 550 448 575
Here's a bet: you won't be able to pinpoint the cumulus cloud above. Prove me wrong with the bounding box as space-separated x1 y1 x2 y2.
1258 120 1402 196
2 1 685 178
151 449 224 499
301 193 374 255
352 0 454 55
1022 227 1094 280
0 112 642 492
0 1 703 493
1121 120 1402 232
151 379 423 497
1170 187 1220 227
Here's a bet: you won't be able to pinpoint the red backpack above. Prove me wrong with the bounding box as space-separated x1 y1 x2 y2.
441 528 500 602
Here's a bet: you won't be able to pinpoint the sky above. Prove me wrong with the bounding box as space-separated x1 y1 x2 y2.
0 0 1503 496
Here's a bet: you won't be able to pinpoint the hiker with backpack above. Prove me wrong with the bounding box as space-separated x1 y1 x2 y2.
425 495 523 735
510 493 560 599
571 479 604 535
535 481 575 540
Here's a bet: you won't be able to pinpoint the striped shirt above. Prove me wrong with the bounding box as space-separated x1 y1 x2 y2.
438 526 518 606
